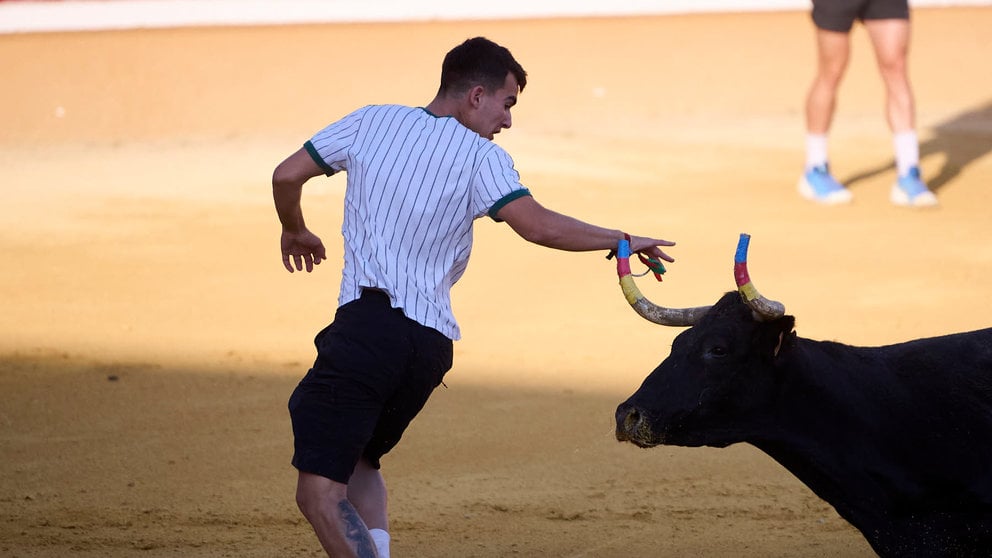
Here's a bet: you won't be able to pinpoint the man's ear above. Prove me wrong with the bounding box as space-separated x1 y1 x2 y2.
468 85 486 107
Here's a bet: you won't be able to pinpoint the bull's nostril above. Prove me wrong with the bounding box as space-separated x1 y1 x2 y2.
624 409 641 431
616 404 636 441
616 405 643 434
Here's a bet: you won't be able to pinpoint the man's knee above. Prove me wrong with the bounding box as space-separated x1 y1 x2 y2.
296 471 347 518
295 484 315 516
876 57 908 82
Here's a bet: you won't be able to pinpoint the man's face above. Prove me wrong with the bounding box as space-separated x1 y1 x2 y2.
470 73 519 140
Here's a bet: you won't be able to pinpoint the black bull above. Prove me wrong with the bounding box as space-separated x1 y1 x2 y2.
615 291 992 557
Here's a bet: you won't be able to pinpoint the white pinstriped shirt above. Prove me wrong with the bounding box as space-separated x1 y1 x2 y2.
305 104 531 340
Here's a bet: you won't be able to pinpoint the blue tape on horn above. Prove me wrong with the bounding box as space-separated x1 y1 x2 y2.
735 233 751 264
618 239 632 259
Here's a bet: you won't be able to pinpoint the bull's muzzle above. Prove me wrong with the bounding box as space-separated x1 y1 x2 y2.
615 403 662 447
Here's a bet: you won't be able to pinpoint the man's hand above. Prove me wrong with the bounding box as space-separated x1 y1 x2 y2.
281 229 327 273
627 235 676 264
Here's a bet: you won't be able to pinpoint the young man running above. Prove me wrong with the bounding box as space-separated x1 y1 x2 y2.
272 37 678 557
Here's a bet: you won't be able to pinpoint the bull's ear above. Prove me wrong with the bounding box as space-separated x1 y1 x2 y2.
755 315 795 361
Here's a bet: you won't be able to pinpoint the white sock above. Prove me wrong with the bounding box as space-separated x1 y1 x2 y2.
805 134 829 171
369 528 390 558
893 130 920 176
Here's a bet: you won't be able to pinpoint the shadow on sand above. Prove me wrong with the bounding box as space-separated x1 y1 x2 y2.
0 349 870 557
842 99 992 193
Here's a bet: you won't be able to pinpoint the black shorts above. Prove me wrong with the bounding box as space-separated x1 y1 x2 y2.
288 289 453 483
812 0 909 32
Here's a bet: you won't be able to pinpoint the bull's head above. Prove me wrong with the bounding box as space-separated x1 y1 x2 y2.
614 234 795 448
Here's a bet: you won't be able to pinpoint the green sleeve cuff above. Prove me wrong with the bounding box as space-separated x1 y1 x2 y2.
488 188 532 222
304 141 337 176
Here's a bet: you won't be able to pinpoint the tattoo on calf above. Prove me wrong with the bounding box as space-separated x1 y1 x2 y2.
338 500 377 558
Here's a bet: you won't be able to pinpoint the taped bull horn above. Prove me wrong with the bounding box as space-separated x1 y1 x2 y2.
616 239 711 326
734 233 785 321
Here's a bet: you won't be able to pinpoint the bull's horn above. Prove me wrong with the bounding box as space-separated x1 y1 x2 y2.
734 233 785 320
616 239 711 326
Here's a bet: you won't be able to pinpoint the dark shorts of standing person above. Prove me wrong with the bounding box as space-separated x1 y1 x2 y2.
288 288 453 484
812 0 909 33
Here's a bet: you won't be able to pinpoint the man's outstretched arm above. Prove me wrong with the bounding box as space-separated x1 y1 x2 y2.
494 195 676 264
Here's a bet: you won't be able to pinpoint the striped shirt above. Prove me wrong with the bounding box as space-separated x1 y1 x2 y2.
305 104 531 340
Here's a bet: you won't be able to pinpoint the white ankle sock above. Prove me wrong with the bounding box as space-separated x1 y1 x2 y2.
805 134 829 171
369 528 390 558
893 130 919 176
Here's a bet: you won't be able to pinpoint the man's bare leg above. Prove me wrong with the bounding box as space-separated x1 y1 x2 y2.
864 18 915 133
349 459 390 557
805 27 851 135
296 471 378 557
799 27 854 203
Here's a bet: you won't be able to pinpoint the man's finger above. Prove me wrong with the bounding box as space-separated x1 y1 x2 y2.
283 254 295 273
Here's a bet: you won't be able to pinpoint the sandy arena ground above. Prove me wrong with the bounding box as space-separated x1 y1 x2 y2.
2 7 991 557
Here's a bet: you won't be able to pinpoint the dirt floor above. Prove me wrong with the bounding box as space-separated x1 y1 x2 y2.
2 7 991 557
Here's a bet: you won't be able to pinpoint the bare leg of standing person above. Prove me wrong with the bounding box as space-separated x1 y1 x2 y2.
806 28 850 137
799 27 854 204
865 18 914 134
864 18 937 207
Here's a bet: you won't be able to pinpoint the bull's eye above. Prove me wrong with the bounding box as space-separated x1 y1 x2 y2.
707 345 729 358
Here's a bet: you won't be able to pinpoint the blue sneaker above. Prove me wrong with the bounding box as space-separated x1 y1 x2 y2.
890 166 937 207
798 164 852 205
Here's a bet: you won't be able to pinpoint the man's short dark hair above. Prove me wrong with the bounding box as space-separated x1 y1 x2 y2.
438 37 527 96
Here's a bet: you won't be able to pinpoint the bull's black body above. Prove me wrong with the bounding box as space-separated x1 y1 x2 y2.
616 292 992 557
